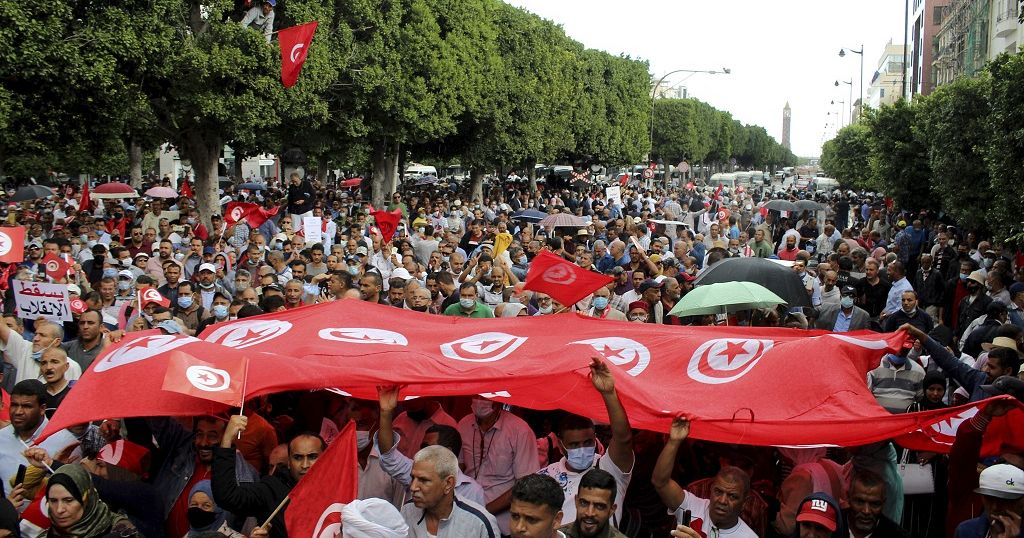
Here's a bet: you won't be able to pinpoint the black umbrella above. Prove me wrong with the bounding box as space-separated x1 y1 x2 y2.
12 185 53 202
693 257 811 308
762 199 799 212
512 209 548 223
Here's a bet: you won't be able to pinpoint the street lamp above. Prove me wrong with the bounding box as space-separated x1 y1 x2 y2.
839 46 864 120
830 100 846 129
649 68 732 159
835 79 853 126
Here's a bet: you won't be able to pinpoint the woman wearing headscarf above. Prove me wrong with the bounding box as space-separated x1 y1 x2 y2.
183 480 244 538
45 464 138 538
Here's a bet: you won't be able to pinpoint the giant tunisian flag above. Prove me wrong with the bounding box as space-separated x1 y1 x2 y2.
38 301 1008 450
524 250 613 307
279 21 318 88
285 421 359 537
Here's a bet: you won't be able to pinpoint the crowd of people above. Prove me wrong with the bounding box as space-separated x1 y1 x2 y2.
1 170 1023 538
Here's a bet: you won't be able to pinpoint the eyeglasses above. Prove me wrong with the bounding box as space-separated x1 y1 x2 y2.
627 313 648 321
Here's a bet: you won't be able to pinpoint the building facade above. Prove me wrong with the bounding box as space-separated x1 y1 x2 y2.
866 41 906 109
933 0 991 86
988 0 1021 59
909 0 952 97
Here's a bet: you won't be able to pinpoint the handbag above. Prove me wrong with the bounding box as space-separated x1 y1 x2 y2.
898 448 935 495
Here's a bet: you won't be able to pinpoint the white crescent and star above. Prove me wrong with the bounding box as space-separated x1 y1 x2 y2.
290 43 305 63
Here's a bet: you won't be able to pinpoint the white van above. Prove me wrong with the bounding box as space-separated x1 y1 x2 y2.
709 173 737 189
405 163 437 179
812 177 840 192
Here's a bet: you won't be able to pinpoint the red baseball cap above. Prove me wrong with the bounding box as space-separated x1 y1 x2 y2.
796 498 838 531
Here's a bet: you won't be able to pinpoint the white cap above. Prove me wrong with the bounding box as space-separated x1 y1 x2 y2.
66 284 82 296
391 268 412 281
976 464 1024 499
117 269 134 280
198 262 217 273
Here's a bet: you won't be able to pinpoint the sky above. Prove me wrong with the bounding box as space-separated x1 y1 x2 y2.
503 0 907 158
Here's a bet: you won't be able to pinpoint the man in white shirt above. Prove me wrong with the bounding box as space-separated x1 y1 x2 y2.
538 358 634 526
653 419 757 538
0 380 77 494
0 318 82 384
458 397 540 535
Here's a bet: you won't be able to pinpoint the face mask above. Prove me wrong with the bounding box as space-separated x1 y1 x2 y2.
460 298 476 309
356 430 371 451
886 353 907 367
103 268 118 279
538 305 553 314
212 305 229 319
902 306 917 316
80 234 89 242
442 256 450 264
518 256 528 265
959 273 968 281
235 282 249 291
565 445 596 471
471 399 495 419
31 341 54 363
592 296 609 310
348 266 360 276
410 304 430 312
71 245 81 256
840 296 855 309
177 296 193 309
199 281 215 290
117 281 131 292
186 507 218 530
984 258 994 269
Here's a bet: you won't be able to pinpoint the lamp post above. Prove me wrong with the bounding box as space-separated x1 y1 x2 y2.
830 100 846 129
649 68 732 160
835 79 853 126
839 46 864 120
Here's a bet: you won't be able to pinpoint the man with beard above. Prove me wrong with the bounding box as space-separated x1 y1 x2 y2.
213 415 324 538
844 469 909 538
0 380 77 488
653 418 757 538
559 469 627 538
902 323 1020 402
0 319 82 384
148 414 259 538
407 287 436 314
661 277 684 325
957 270 993 340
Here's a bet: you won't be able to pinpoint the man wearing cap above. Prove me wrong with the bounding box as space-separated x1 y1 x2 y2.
240 0 275 43
195 263 229 311
953 463 1024 537
635 279 664 324
958 270 993 340
792 494 847 538
815 286 870 332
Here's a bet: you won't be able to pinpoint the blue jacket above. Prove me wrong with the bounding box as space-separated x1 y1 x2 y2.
955 514 1024 538
923 336 988 402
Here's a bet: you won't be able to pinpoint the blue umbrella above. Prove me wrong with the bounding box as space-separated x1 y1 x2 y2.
512 209 548 222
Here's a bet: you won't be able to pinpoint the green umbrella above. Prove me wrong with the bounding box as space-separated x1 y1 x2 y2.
668 281 787 317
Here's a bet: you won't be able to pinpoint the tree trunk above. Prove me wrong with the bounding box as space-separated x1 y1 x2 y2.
527 158 537 194
180 132 222 229
316 155 329 186
371 139 388 209
470 168 484 204
128 137 144 188
233 149 244 181
385 141 400 195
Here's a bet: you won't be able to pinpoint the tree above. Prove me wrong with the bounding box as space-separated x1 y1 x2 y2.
915 75 992 230
651 99 698 164
864 101 932 208
984 52 1024 240
820 123 871 188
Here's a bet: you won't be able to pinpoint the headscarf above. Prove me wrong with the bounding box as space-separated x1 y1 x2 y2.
187 480 227 537
498 302 526 318
46 464 126 538
340 499 408 538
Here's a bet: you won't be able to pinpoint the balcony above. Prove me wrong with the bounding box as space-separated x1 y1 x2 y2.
995 1 1020 37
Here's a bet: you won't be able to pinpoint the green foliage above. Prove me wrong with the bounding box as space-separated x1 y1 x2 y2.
863 101 932 208
984 52 1024 241
821 123 871 188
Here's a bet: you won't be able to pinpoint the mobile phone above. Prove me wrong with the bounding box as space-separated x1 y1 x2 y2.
15 464 26 486
680 509 691 527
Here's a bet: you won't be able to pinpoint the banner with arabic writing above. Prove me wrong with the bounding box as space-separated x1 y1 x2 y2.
14 280 71 322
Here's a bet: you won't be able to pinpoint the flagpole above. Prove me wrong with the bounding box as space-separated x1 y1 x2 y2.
237 358 250 440
261 496 290 529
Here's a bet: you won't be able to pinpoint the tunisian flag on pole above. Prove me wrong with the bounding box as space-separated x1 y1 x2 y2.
79 182 92 213
279 21 318 88
41 253 71 281
524 250 613 307
180 179 194 199
161 351 248 406
285 421 359 537
0 226 26 264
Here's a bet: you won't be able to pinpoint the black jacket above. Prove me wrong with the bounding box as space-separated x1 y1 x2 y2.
287 180 316 214
211 447 296 538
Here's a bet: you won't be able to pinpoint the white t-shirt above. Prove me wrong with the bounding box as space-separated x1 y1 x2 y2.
672 492 757 538
538 452 633 526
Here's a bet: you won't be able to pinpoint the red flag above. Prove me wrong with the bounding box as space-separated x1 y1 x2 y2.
180 180 194 199
370 208 402 243
285 421 359 536
0 226 26 264
279 21 318 88
41 253 71 281
713 184 723 201
104 217 128 240
139 287 170 309
249 204 280 229
523 250 613 307
161 351 248 406
224 202 256 227
79 182 91 213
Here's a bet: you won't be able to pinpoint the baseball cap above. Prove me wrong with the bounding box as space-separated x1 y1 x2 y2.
1010 282 1024 297
840 285 857 296
979 375 1024 402
627 300 649 312
967 270 986 286
198 262 217 273
796 497 838 532
134 251 150 260
636 279 663 294
117 269 134 280
679 272 696 282
203 246 215 255
391 268 412 281
975 464 1024 499
27 240 42 249
66 283 82 296
356 246 368 256
609 266 625 275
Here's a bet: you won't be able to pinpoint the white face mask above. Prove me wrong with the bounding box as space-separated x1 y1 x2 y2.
471 399 495 419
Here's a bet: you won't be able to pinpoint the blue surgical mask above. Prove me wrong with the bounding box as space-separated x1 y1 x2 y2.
460 298 476 309
117 281 131 292
959 273 968 281
212 305 229 319
565 445 596 471
518 256 528 265
177 296 193 309
886 353 907 367
348 266 360 276
592 296 609 310
103 268 118 279
840 296 854 309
